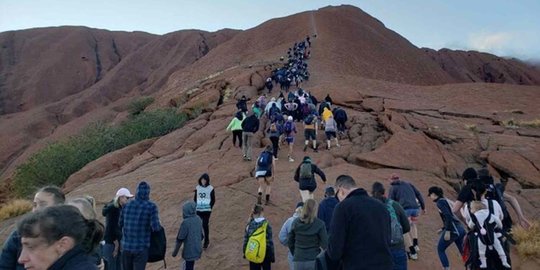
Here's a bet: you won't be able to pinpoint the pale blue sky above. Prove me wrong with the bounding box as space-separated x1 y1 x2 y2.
1 0 538 61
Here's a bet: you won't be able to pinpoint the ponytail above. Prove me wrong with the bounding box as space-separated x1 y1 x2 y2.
82 218 104 254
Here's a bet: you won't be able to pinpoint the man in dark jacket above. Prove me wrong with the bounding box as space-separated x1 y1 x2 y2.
317 187 339 234
326 175 393 270
332 107 348 135
241 112 260 161
102 187 133 270
120 181 161 270
388 173 425 260
293 156 326 201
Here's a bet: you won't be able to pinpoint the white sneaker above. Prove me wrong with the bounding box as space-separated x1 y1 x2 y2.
288 157 294 162
409 253 418 260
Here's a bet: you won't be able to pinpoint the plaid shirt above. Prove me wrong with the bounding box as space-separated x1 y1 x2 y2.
120 181 160 252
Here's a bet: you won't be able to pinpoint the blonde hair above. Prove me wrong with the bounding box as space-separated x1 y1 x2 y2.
300 199 317 224
68 197 97 220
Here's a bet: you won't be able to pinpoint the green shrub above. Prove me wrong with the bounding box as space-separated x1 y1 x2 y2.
13 108 194 197
128 97 155 116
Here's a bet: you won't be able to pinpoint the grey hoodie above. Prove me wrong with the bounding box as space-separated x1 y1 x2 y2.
173 201 203 261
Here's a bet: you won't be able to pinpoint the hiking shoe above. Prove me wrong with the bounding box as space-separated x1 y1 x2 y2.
257 194 262 205
288 157 295 162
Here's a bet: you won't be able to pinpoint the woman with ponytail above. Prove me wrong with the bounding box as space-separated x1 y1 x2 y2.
17 204 104 270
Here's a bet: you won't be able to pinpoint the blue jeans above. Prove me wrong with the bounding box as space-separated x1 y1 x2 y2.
390 249 407 270
122 249 148 270
437 226 465 268
103 243 122 270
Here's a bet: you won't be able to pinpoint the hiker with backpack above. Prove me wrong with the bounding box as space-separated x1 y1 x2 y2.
172 201 203 270
279 202 304 270
332 107 348 136
463 183 511 270
226 112 244 148
372 182 410 270
324 115 340 150
293 156 327 201
283 116 297 162
241 112 260 161
267 123 281 160
303 113 318 152
255 146 276 205
287 199 328 270
102 188 134 270
388 174 425 260
193 173 215 249
244 204 275 270
120 181 161 270
237 95 248 113
427 186 466 270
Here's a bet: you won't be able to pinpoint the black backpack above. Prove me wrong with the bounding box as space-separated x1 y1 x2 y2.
148 225 167 267
485 183 512 231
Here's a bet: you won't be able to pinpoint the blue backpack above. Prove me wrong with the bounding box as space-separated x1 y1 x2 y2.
284 121 293 134
258 151 273 168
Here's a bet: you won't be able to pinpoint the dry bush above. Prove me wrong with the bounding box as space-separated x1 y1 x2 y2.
0 199 32 221
513 221 540 258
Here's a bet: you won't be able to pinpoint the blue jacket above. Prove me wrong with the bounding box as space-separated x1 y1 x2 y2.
435 197 463 234
388 180 425 210
173 202 203 261
120 181 161 252
0 230 25 270
317 196 339 233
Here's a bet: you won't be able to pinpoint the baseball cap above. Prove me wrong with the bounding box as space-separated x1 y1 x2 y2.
116 188 134 198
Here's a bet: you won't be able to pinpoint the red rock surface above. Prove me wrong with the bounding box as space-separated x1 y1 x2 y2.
1 4 539 270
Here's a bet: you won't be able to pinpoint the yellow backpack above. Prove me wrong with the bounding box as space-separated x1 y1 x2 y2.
245 221 268 263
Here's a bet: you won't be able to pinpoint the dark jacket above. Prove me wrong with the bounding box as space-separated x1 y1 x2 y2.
236 99 248 112
333 108 347 123
172 202 203 261
327 188 393 270
102 201 122 244
317 197 339 233
388 180 425 210
48 245 98 270
435 197 463 235
293 162 326 192
120 181 161 252
0 230 25 270
288 218 328 262
243 218 275 263
241 114 260 133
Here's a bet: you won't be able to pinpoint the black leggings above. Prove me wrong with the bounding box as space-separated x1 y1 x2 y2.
196 211 211 245
270 136 279 158
249 258 271 270
232 130 243 147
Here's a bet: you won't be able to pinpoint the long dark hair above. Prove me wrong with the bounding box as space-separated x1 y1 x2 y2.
371 182 386 203
18 204 104 254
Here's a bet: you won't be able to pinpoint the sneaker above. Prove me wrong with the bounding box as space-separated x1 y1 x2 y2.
288 157 295 162
414 245 420 252
273 157 278 161
336 143 341 147
409 253 418 260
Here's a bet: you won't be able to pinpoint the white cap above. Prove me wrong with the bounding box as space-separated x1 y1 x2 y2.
115 188 134 198
288 116 293 121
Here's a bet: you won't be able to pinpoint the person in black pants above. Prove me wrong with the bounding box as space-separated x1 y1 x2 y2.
194 173 215 249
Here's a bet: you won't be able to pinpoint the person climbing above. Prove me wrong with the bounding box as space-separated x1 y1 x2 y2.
226 112 244 148
427 186 465 270
303 113 318 152
293 156 327 201
255 146 276 205
279 202 304 270
283 116 297 162
324 94 333 105
321 107 333 129
324 115 340 150
267 122 281 160
372 182 410 270
193 173 215 249
388 173 425 260
172 201 203 270
287 199 328 269
332 107 348 136
243 204 275 270
317 187 339 234
241 112 260 161
265 78 273 93
236 95 248 113
102 188 134 270
252 102 263 119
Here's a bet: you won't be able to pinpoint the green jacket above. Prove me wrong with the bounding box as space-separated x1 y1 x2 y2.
288 217 328 262
226 117 243 131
